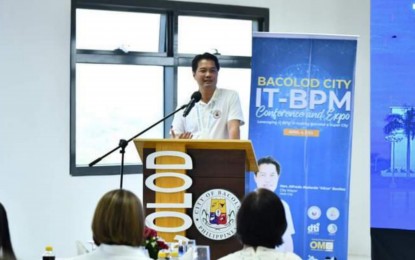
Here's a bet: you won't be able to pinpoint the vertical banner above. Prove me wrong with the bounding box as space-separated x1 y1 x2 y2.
247 32 357 260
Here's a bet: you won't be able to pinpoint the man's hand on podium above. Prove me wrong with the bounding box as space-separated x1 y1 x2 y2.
170 129 193 139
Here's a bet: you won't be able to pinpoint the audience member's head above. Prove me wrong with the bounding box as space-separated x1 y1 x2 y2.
236 188 287 248
92 189 145 247
0 202 16 260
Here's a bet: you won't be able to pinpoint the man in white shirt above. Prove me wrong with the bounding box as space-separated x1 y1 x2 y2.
171 52 244 139
254 156 296 253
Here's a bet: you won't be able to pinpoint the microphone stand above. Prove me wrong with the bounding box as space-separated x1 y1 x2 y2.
89 104 187 189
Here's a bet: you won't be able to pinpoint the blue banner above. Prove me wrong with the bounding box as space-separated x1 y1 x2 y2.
247 32 357 260
371 1 415 229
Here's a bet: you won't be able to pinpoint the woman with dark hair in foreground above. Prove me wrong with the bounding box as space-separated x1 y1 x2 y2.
0 202 17 260
218 189 301 260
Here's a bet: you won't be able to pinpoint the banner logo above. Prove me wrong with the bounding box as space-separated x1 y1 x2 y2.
308 206 322 220
326 207 340 221
327 224 338 235
310 239 334 252
307 223 320 234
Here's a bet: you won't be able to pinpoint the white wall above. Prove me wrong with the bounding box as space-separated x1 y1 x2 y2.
0 0 370 259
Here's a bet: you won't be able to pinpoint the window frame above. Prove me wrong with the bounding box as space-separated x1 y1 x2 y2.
70 0 269 176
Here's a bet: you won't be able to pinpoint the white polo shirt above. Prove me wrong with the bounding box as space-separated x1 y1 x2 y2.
171 88 244 139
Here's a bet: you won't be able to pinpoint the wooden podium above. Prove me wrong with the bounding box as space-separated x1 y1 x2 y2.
134 138 257 260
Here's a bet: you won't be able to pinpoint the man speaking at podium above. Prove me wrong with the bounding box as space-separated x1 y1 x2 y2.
171 52 244 139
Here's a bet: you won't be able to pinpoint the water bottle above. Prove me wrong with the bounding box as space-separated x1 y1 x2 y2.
42 245 55 260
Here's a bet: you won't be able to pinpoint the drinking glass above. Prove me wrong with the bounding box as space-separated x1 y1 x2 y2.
195 245 210 260
187 239 197 259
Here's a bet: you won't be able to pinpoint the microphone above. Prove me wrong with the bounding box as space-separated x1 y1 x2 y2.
183 91 202 117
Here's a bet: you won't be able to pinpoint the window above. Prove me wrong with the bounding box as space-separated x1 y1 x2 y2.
70 0 269 176
178 16 253 56
76 64 164 166
76 9 161 52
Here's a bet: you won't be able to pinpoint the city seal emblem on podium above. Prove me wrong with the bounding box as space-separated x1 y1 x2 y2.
192 189 241 240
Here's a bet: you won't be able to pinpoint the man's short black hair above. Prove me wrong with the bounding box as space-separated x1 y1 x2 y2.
236 189 287 248
257 156 281 175
191 52 220 73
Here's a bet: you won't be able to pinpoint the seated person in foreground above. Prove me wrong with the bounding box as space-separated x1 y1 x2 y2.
0 202 17 260
64 189 152 260
218 189 301 260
